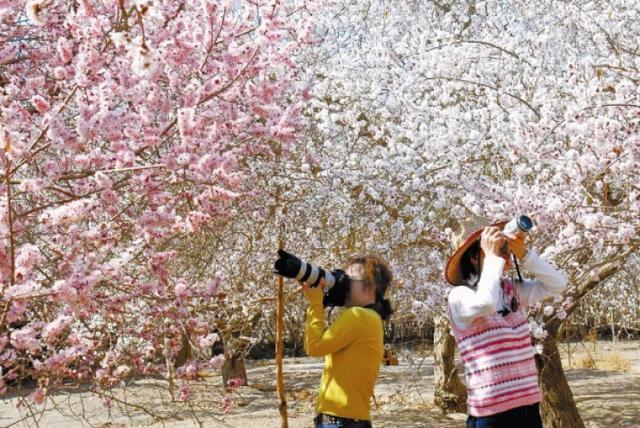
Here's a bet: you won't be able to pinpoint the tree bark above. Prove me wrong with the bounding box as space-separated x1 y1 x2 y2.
537 335 585 428
221 351 247 387
433 315 467 413
174 332 193 368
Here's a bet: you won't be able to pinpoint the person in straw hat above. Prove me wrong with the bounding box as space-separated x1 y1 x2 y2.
445 217 567 428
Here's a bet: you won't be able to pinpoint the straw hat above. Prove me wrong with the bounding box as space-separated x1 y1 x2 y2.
444 217 507 286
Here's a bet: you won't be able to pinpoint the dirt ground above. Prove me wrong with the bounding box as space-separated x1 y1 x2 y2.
0 341 638 428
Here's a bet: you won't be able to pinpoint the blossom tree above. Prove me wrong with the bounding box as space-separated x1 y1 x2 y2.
1 0 639 425
271 0 640 426
195 1 640 425
0 0 315 412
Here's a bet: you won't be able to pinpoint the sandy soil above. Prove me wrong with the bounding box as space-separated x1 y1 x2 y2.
1 341 638 428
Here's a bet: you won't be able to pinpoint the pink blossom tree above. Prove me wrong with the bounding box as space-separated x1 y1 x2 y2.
0 0 315 410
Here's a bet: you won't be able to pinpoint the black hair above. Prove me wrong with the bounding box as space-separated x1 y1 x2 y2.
460 240 481 281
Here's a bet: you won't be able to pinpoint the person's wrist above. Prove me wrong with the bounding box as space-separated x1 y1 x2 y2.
485 252 503 261
483 253 506 271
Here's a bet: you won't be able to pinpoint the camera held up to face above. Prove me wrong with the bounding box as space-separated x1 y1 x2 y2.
273 249 351 307
499 215 534 257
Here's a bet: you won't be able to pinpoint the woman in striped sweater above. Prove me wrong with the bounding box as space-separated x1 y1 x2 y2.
444 217 567 428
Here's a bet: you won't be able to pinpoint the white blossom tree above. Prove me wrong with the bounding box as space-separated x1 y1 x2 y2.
279 1 640 426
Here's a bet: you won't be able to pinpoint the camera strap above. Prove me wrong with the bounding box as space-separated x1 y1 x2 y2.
513 254 523 283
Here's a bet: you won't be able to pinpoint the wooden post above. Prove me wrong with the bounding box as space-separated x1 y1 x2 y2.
276 274 288 427
275 193 288 427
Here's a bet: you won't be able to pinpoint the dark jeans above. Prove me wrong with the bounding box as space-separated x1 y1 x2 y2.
315 423 371 428
466 403 542 428
314 413 372 428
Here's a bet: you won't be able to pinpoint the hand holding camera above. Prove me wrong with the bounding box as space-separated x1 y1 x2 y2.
301 278 325 302
480 226 507 258
479 215 532 261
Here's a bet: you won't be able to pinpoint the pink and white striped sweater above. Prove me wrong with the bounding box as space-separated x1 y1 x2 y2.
449 283 541 416
447 251 567 417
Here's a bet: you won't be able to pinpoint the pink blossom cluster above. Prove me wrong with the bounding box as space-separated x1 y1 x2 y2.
0 0 317 402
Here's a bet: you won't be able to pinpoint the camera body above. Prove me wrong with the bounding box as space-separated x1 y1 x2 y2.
273 249 351 307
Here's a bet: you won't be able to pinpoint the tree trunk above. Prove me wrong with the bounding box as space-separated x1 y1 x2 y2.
609 309 617 348
433 315 467 413
221 351 247 387
537 258 627 427
174 332 192 368
537 338 585 428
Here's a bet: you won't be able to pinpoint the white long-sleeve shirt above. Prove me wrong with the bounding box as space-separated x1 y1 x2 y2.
448 250 568 329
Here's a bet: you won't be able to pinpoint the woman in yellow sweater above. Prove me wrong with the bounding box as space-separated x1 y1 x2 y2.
303 256 393 428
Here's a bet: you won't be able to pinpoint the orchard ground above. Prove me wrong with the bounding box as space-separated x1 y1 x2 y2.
1 341 638 428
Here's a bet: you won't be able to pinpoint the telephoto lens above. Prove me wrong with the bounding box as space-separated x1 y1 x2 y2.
273 249 351 307
503 215 534 236
501 215 534 284
499 215 533 258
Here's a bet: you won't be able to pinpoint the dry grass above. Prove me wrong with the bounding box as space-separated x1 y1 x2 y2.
597 352 632 372
286 388 315 402
570 351 631 372
573 354 597 369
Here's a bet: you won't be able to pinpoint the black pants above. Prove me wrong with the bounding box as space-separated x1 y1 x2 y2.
466 403 542 428
314 413 372 427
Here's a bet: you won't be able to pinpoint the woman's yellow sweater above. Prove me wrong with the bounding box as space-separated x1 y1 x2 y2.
304 289 383 421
